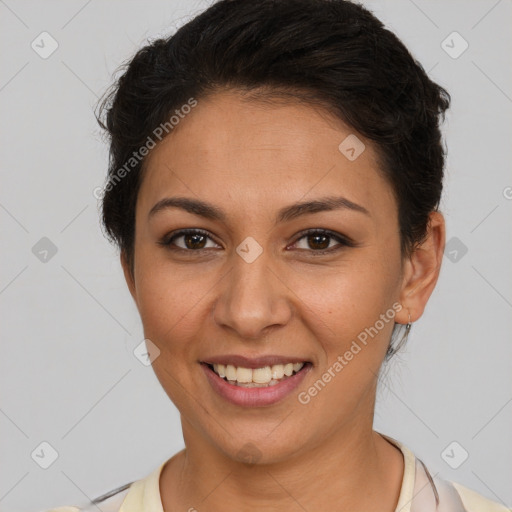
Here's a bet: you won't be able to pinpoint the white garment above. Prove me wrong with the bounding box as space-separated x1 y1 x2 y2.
42 435 510 512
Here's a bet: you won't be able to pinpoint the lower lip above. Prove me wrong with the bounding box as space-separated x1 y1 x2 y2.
201 363 312 407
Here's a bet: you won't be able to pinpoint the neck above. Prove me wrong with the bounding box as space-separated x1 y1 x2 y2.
161 418 404 511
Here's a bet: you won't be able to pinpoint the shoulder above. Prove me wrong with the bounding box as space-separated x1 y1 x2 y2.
41 509 81 512
40 459 167 512
40 481 132 512
379 433 511 512
451 481 511 512
413 456 510 512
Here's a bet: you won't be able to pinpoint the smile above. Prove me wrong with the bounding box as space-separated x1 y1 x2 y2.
201 357 312 407
208 362 305 387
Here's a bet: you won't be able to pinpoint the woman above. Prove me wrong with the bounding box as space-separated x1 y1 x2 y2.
46 0 509 510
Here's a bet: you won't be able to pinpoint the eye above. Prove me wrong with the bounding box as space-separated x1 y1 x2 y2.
158 228 355 255
289 229 354 254
159 229 221 252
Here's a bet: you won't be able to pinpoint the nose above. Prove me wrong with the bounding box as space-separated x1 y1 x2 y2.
212 251 293 340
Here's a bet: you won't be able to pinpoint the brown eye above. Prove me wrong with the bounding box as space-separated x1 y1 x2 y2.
183 232 207 249
305 233 330 250
291 229 353 254
160 229 220 251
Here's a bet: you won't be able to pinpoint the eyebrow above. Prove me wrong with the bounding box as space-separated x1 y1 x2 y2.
148 195 370 223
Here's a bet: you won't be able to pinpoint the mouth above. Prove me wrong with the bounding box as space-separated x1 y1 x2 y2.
200 357 312 407
204 361 309 388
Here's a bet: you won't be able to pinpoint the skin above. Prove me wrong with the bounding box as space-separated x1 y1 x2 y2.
121 89 445 511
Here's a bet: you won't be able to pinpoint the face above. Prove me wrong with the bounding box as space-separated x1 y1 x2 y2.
122 89 436 465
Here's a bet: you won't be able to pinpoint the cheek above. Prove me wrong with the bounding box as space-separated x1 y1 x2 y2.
133 257 210 405
291 260 399 418
133 254 216 352
291 256 399 341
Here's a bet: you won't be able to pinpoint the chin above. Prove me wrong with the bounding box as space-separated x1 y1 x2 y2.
216 431 308 466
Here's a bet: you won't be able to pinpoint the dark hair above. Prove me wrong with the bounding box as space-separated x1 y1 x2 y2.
96 0 450 358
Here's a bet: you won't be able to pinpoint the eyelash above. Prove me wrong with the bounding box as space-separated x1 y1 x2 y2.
158 228 355 255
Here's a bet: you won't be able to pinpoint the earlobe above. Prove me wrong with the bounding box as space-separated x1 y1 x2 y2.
397 211 446 324
120 251 137 304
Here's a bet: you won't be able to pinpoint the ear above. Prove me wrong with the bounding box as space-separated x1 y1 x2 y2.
396 211 446 324
120 250 137 305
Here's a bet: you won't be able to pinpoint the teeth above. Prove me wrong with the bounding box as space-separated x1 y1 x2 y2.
225 364 237 381
211 362 305 385
271 364 285 379
253 366 272 383
236 366 252 383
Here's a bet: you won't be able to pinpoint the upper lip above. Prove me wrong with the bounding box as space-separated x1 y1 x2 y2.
202 354 311 369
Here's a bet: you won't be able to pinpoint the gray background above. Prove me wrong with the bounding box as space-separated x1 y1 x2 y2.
1 0 511 511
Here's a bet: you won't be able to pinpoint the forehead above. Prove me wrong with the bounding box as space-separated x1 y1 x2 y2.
138 90 396 221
